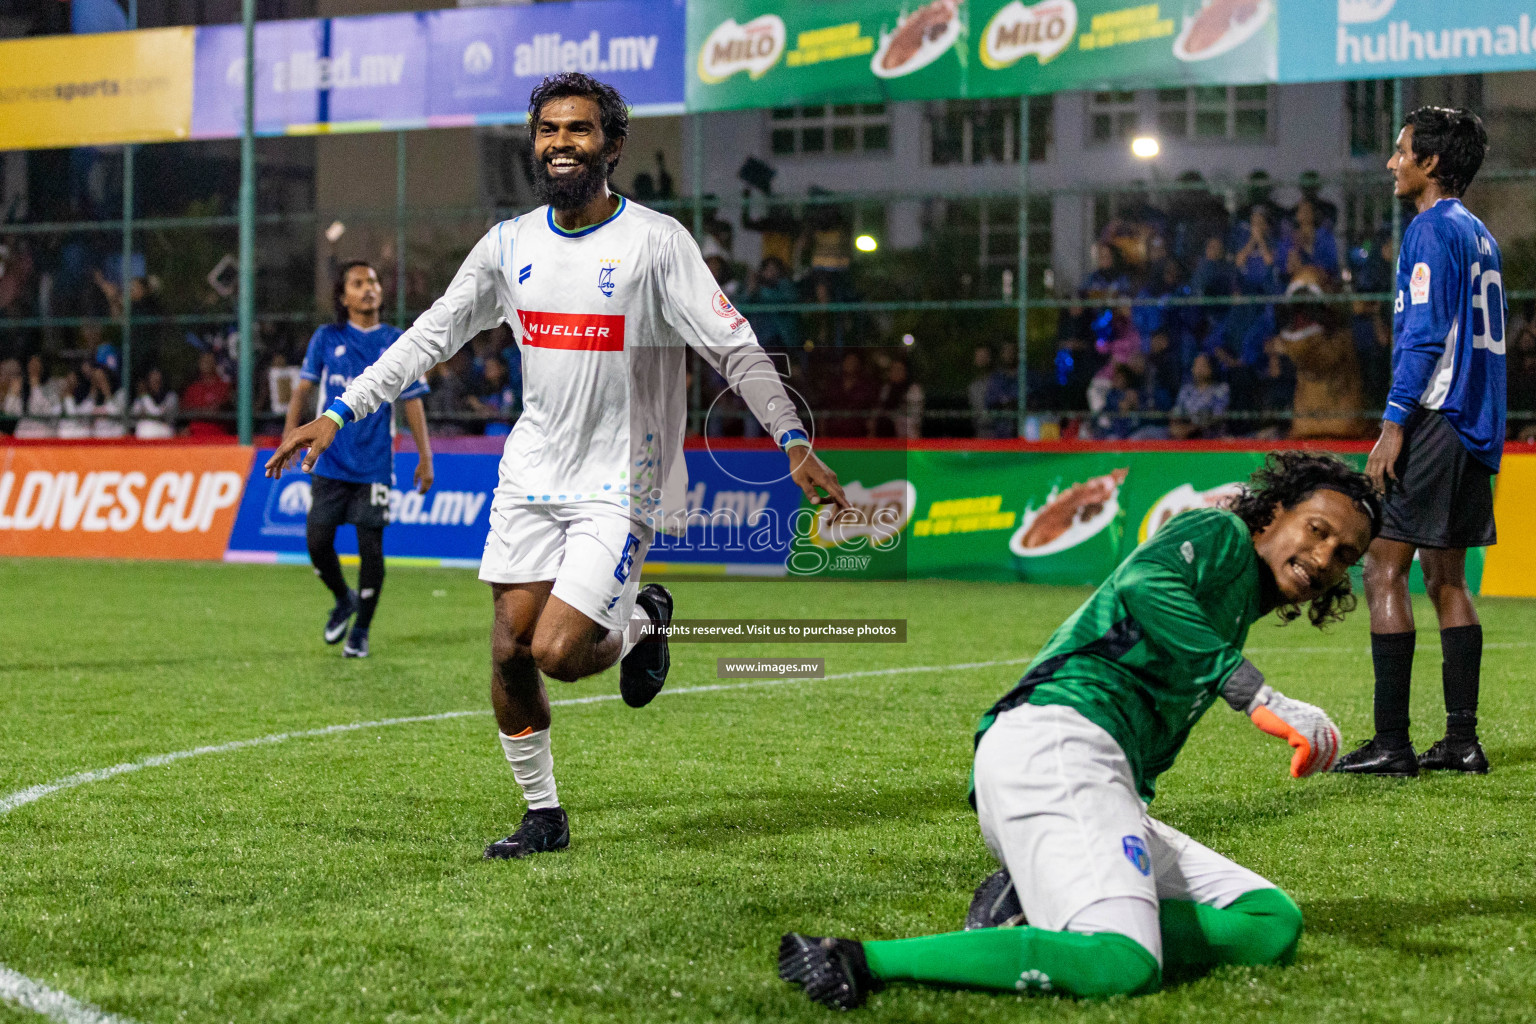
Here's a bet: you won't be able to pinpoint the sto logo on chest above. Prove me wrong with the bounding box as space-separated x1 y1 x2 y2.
518 309 626 351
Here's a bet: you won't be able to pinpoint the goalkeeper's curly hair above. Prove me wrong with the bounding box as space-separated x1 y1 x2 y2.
1230 451 1383 628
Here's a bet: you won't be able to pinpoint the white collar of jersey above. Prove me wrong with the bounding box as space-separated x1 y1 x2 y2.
547 196 627 239
345 320 389 333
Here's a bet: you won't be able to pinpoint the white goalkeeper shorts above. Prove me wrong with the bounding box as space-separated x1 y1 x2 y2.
972 702 1277 965
479 501 654 633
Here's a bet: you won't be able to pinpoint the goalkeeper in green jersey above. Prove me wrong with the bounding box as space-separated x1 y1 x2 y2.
781 452 1382 1007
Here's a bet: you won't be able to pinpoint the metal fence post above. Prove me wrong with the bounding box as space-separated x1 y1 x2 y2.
690 112 704 434
1016 94 1031 439
119 0 137 429
396 130 407 328
237 0 256 444
1391 79 1403 258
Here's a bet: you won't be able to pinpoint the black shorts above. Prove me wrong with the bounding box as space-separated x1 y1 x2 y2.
309 474 391 530
1378 408 1496 549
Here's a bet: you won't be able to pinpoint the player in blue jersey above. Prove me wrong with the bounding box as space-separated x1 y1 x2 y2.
283 261 433 658
1336 107 1505 777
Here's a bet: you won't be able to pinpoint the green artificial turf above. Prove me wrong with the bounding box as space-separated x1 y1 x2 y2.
1 557 1534 1024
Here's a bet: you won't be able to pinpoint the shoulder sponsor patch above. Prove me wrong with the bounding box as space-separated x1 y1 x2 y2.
1410 262 1430 305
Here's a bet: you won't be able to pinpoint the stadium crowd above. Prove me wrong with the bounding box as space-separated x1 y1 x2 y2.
2 167 1532 442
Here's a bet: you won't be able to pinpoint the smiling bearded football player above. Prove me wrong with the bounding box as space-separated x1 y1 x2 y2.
781 452 1380 1007
268 73 848 861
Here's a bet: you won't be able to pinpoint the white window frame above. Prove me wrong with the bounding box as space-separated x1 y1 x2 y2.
767 103 892 159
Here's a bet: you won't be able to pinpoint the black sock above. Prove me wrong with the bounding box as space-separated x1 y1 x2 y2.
353 525 385 631
1440 624 1482 742
1371 631 1416 748
306 520 350 602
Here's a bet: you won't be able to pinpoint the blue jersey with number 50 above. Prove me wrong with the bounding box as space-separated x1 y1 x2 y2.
1389 198 1506 471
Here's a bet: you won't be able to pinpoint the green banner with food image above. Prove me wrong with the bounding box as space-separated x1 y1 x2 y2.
687 0 1277 111
802 448 1483 592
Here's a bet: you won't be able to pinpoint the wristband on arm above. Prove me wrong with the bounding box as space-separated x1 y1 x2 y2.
779 427 811 453
323 398 355 429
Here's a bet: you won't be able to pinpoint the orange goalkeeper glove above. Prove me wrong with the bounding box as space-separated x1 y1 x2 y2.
1246 685 1341 777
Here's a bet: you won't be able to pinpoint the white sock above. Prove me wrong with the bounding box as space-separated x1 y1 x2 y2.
499 729 558 810
618 600 654 661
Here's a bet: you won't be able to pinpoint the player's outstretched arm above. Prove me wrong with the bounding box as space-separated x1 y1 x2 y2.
335 230 506 426
655 229 808 443
1222 662 1341 777
265 414 338 479
787 442 850 511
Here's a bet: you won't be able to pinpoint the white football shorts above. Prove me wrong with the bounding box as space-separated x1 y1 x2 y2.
479 501 654 633
972 701 1277 965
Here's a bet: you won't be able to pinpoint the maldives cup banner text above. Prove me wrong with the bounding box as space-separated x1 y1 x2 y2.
1282 0 1536 82
0 446 252 560
687 0 1277 111
191 0 684 138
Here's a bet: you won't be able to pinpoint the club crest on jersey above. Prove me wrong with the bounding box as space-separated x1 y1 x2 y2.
598 258 620 298
1122 835 1152 876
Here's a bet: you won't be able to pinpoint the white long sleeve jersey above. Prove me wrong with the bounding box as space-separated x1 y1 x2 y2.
336 197 805 533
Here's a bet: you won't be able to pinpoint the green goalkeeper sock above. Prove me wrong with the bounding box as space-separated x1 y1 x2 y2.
862 926 1159 998
1158 887 1304 970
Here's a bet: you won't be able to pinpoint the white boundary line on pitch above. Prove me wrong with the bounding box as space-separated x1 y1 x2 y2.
0 655 1032 1024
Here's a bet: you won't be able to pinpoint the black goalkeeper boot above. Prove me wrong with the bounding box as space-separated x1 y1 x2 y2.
1418 737 1489 774
779 934 879 1010
1333 737 1419 777
965 867 1026 930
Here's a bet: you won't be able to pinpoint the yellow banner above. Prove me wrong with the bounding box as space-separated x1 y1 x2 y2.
1478 453 1535 598
0 27 194 151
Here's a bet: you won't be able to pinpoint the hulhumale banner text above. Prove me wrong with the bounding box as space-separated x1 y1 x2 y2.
687 0 1279 111
1282 0 1536 83
191 0 685 139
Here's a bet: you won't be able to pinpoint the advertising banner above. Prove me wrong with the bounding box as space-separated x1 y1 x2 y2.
0 445 252 560
802 448 1485 593
191 0 685 139
687 0 1278 111
225 448 802 571
1281 0 1536 83
227 450 495 564
0 27 194 151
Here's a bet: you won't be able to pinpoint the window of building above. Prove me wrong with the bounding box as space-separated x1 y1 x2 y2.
934 195 1053 294
1153 85 1271 142
1089 90 1139 145
927 96 1053 166
1346 79 1396 158
769 104 891 157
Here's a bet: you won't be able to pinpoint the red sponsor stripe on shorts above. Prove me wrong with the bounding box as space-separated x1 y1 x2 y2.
518 310 626 351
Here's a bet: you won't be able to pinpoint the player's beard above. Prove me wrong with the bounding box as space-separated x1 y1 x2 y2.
532 147 610 212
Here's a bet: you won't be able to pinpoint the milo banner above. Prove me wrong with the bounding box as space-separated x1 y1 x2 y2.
805 448 1487 594
687 0 1278 111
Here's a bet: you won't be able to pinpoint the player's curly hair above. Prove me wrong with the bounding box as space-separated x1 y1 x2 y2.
1230 451 1382 628
333 260 377 324
528 73 630 177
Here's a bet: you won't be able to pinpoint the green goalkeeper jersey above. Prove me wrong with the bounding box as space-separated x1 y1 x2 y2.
975 507 1264 802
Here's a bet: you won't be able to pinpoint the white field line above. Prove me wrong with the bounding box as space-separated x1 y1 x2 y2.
0 966 140 1024
0 655 1032 1024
